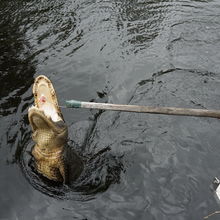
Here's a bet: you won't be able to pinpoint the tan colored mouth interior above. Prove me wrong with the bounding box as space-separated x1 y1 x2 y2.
35 77 62 122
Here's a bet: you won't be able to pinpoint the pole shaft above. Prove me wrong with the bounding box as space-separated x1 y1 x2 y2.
65 100 220 119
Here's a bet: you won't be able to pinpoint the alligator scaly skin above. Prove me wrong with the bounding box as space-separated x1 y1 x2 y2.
28 75 83 183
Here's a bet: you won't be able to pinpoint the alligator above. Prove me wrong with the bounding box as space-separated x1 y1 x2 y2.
28 75 84 183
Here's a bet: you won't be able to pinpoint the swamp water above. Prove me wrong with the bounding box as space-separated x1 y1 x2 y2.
1 0 220 219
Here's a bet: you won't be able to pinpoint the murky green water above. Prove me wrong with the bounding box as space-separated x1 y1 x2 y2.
1 0 220 219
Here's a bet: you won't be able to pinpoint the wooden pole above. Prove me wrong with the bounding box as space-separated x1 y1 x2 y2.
65 100 220 119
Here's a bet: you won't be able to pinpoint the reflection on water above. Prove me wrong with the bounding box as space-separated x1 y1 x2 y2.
1 0 220 219
0 2 35 115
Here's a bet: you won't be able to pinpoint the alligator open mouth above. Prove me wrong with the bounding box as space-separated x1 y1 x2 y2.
28 75 67 135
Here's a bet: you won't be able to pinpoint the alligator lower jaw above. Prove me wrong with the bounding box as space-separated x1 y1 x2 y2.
28 105 68 151
28 106 67 134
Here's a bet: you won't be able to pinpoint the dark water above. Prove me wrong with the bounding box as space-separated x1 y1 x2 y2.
1 0 220 219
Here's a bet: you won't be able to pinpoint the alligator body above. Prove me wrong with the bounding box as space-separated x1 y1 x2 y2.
28 75 83 183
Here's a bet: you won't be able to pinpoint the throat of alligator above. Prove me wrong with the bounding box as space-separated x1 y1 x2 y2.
32 144 65 182
33 144 64 158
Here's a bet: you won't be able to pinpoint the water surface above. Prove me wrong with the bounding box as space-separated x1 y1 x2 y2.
1 0 220 219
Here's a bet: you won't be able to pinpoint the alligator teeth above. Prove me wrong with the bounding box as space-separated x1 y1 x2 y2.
28 105 60 122
28 105 47 117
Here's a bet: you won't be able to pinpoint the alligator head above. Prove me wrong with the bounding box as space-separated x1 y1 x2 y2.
28 75 70 182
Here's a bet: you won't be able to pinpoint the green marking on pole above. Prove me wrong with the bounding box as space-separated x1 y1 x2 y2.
65 100 82 108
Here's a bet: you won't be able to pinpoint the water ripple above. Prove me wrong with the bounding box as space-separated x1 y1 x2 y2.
1 0 220 219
